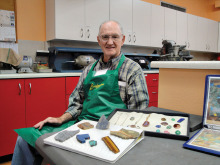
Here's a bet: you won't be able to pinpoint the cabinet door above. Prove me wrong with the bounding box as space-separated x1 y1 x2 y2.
132 0 151 46
110 0 133 45
0 79 25 156
85 0 109 42
197 17 208 52
66 77 80 108
187 14 198 51
25 78 66 127
150 4 164 47
48 0 84 40
176 11 187 46
164 8 176 41
207 19 218 52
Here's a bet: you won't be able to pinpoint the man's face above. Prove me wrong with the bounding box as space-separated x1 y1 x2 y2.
97 21 125 62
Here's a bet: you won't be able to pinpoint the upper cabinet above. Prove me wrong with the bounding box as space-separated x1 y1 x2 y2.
132 0 151 46
150 4 164 48
110 0 133 45
176 11 187 46
46 0 219 53
164 8 177 42
46 0 109 41
187 14 198 51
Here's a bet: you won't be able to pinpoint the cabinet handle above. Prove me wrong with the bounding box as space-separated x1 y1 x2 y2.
87 29 90 38
29 83 31 95
80 28 83 38
153 79 158 81
152 92 158 94
18 83 21 95
128 34 131 42
133 33 136 43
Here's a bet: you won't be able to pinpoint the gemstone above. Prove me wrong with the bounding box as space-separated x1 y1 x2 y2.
156 129 160 132
102 136 120 154
76 134 90 143
175 130 181 135
174 124 181 129
164 130 170 134
166 125 172 129
130 117 135 121
142 121 150 127
177 118 185 123
161 118 166 121
156 125 161 128
96 115 110 130
77 122 94 130
161 122 168 126
110 129 140 139
171 118 175 121
55 130 80 142
130 125 136 128
89 140 97 147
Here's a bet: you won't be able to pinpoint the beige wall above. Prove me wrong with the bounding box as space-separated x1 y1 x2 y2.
158 68 220 115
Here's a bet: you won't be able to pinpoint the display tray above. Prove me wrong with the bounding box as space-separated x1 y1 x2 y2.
107 109 190 141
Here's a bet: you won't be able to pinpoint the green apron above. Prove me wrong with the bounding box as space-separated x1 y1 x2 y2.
15 54 127 147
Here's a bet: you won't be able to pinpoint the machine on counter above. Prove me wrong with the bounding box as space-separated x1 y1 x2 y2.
158 40 193 61
0 48 33 74
47 47 160 72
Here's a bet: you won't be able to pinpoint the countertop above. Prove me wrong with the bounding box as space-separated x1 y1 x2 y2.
0 70 159 79
151 61 220 69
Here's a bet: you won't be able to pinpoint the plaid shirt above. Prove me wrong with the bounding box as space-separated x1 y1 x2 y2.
66 53 149 119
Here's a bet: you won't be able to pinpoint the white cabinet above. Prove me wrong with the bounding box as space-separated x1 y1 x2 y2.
196 17 218 52
207 19 218 52
46 0 109 41
176 11 187 46
187 14 198 51
150 4 164 47
132 0 151 46
110 0 133 45
164 8 177 42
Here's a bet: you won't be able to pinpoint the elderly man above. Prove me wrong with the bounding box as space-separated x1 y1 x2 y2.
12 20 149 165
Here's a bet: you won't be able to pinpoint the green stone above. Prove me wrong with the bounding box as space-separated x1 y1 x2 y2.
175 130 181 135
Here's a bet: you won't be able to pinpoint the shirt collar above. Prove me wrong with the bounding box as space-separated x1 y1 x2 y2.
99 53 122 66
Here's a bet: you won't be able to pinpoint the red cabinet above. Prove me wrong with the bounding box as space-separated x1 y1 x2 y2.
0 79 26 156
65 77 80 108
25 78 66 127
0 77 66 156
145 73 159 107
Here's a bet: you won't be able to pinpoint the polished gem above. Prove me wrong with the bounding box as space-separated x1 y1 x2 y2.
156 129 160 132
142 121 150 127
161 118 166 121
171 118 175 121
161 122 168 126
166 125 172 129
156 125 161 128
174 124 181 129
96 115 109 130
110 128 140 139
130 117 135 121
164 130 170 134
175 130 181 135
177 118 185 123
89 140 97 147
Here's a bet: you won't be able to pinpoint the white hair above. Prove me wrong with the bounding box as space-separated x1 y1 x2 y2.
98 20 124 36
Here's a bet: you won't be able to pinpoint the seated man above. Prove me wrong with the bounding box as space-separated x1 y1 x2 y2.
12 20 149 165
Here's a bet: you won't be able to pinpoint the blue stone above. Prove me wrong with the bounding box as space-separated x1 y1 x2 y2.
76 134 90 143
177 118 185 123
89 140 97 147
96 115 110 130
156 125 161 128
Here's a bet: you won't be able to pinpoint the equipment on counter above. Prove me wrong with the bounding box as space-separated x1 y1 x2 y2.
17 56 33 73
65 55 96 68
160 40 193 61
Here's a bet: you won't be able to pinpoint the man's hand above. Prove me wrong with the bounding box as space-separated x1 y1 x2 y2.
33 113 73 130
33 117 62 130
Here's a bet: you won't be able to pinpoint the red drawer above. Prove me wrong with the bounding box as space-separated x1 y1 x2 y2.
66 77 80 95
148 101 158 107
148 86 158 102
145 74 159 87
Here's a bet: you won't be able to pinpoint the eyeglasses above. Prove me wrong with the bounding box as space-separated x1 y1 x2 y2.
99 34 122 42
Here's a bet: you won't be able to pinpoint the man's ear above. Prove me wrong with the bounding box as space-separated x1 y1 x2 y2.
121 35 125 46
97 36 101 46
